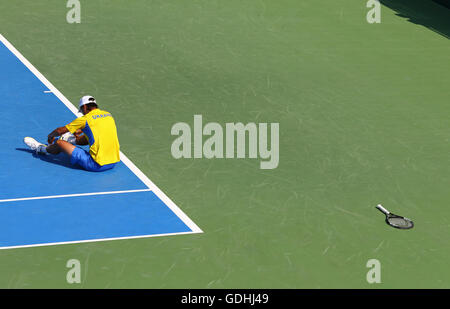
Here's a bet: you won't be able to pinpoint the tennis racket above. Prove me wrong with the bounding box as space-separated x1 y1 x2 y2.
376 204 414 229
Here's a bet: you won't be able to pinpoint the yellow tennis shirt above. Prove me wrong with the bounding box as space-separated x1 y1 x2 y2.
65 109 120 166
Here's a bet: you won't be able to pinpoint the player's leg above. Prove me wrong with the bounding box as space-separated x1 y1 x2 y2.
24 136 76 155
24 136 112 172
49 140 91 170
37 139 92 171
50 139 76 156
46 143 62 155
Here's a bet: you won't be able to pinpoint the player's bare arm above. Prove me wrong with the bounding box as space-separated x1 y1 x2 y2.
47 126 69 144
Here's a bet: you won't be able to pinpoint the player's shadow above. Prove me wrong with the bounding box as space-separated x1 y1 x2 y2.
379 0 450 39
16 148 83 170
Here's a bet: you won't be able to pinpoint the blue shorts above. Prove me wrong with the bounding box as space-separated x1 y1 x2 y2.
70 147 116 172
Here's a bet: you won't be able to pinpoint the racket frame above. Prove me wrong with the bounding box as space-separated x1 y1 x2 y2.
376 204 414 229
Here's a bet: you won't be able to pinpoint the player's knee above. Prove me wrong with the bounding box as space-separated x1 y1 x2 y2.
56 139 69 147
56 139 76 155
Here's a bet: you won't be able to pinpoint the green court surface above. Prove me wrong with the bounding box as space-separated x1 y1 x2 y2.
0 0 448 288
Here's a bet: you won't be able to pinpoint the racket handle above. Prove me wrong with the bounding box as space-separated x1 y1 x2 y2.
376 204 390 215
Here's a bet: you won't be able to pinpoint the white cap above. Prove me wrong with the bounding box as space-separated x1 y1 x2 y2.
79 95 96 111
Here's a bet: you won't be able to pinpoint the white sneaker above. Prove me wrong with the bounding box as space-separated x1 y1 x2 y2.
23 137 47 154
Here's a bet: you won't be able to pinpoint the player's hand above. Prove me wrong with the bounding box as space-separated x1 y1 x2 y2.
73 129 83 138
47 131 58 144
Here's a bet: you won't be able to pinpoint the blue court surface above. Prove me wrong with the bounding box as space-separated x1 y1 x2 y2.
0 35 202 249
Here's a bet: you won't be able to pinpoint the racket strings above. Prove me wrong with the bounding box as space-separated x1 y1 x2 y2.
387 216 413 229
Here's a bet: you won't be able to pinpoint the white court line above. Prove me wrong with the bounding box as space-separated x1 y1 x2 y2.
0 231 197 250
0 189 151 204
0 34 203 249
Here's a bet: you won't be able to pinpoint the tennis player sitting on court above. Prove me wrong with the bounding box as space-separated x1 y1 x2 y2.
23 95 120 172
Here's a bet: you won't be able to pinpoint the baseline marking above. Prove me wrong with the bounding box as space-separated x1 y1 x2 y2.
0 189 151 204
0 231 197 250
